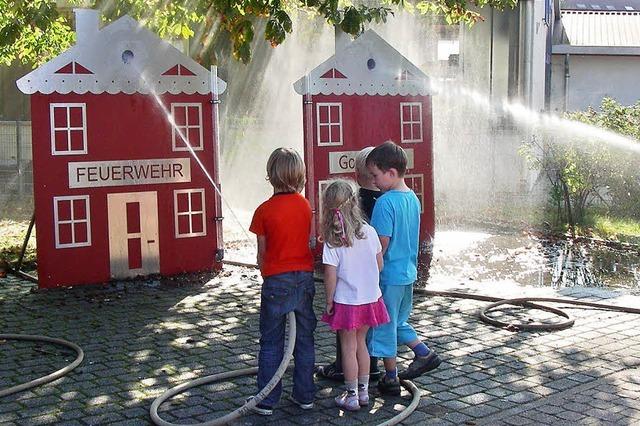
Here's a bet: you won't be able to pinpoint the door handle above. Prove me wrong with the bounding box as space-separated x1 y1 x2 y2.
147 240 156 243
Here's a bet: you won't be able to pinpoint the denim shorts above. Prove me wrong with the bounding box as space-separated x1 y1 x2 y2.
367 283 418 358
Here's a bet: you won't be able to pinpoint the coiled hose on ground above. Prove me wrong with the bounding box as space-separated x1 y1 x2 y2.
0 334 84 398
5 265 640 425
149 311 422 426
414 288 640 331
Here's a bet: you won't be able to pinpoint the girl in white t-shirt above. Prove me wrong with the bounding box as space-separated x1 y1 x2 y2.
320 179 390 411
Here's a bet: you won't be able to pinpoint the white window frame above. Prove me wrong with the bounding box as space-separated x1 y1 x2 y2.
171 103 204 151
316 103 343 146
53 195 91 248
50 103 87 155
317 180 332 223
405 174 424 213
174 189 207 238
400 102 423 144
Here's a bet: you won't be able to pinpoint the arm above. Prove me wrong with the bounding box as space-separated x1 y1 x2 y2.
256 235 266 272
379 236 390 257
376 251 384 272
324 264 337 315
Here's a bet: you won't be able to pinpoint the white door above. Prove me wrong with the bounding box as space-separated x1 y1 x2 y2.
107 191 159 278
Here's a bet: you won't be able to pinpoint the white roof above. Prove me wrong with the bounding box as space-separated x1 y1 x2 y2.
293 30 431 96
560 11 640 46
17 13 226 95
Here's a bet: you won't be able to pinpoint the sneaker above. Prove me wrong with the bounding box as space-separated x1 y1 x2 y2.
245 396 273 416
315 362 344 382
335 391 360 411
289 395 314 410
377 376 401 396
357 384 369 406
398 350 442 380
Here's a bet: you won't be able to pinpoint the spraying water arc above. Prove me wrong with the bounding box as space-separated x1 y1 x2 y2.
137 66 254 246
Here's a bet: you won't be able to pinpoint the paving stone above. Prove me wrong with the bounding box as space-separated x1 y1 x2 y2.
2 271 640 426
450 384 486 397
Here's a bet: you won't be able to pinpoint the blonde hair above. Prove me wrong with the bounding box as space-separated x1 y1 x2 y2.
355 146 374 181
266 148 306 193
320 179 366 247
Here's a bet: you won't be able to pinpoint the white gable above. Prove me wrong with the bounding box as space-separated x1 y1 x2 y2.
17 12 226 95
293 30 431 96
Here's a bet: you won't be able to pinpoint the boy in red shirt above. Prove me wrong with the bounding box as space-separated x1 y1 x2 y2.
248 147 316 415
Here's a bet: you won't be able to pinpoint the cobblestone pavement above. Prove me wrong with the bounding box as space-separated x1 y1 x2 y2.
1 266 640 425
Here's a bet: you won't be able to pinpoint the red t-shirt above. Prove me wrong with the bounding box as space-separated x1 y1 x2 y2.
249 192 314 277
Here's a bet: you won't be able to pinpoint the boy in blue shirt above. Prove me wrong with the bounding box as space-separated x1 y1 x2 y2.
366 141 441 395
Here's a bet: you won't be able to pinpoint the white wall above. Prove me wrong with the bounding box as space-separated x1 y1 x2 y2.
550 54 640 111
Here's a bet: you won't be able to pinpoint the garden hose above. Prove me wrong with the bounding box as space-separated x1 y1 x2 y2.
150 311 297 426
414 289 640 331
0 334 84 397
150 310 422 426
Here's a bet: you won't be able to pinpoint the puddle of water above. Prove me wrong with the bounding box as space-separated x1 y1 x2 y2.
223 226 640 294
430 229 640 294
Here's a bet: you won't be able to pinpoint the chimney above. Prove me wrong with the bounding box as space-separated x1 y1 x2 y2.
74 9 100 44
335 26 350 53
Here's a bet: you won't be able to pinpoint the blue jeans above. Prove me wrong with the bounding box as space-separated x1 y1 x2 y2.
258 271 317 407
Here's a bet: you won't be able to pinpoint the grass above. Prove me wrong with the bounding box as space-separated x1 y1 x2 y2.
0 197 36 271
587 214 640 244
0 218 37 271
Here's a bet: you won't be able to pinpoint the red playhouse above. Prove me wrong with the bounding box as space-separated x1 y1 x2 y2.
293 29 435 275
16 9 227 288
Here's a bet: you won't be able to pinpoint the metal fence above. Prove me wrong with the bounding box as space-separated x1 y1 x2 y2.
0 121 33 201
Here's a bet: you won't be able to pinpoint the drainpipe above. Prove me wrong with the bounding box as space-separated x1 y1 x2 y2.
211 66 224 262
563 53 570 111
489 8 494 99
523 0 534 108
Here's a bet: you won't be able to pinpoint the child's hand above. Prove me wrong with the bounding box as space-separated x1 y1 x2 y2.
325 302 334 315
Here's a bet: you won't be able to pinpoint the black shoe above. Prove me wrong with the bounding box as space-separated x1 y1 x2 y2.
369 369 383 381
398 351 442 380
369 356 382 380
377 376 401 396
315 362 344 382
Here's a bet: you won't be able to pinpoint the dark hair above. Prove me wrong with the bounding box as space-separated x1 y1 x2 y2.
366 140 407 176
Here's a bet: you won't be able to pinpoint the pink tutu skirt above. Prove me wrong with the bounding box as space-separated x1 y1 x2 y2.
321 297 390 331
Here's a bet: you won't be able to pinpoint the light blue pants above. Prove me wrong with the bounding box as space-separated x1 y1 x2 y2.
367 283 419 358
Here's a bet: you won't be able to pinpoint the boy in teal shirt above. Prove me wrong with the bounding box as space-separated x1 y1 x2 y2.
366 141 441 395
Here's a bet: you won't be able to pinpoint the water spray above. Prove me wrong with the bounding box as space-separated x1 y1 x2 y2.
430 80 640 154
137 67 254 245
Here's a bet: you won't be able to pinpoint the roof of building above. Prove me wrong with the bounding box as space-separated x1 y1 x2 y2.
17 12 226 95
555 10 640 48
293 30 431 96
561 0 640 12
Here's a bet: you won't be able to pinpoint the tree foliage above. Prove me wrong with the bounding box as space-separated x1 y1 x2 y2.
1 0 518 67
519 98 640 234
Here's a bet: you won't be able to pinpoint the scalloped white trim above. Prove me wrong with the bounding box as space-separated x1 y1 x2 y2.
17 75 214 95
304 80 430 96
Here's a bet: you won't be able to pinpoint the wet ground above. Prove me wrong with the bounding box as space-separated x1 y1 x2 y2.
2 260 640 425
428 229 640 294
225 227 640 294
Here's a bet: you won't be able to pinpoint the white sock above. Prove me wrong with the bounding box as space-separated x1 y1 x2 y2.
358 375 370 394
345 379 358 396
